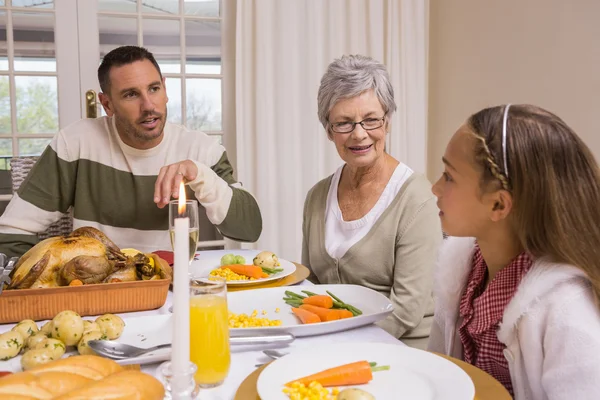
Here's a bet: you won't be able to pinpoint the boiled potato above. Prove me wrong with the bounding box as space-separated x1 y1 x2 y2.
11 320 39 341
0 331 24 361
82 320 101 336
20 348 54 371
77 330 105 356
27 332 49 350
39 321 54 338
51 310 84 346
337 388 376 400
95 314 125 340
252 251 280 268
32 338 66 360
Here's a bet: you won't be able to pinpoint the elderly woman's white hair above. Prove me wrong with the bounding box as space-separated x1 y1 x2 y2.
317 54 397 137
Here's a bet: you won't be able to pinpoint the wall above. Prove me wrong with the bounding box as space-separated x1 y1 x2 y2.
428 0 600 182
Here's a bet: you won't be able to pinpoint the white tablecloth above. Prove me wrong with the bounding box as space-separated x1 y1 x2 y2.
0 281 401 400
132 281 401 399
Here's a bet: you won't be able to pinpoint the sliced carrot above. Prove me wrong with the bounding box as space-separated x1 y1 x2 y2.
220 264 268 279
69 279 83 286
299 304 340 322
302 295 333 309
334 309 354 319
285 360 373 387
291 307 321 324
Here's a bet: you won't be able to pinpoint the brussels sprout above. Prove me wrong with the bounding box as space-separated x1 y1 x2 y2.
234 255 246 265
220 253 237 266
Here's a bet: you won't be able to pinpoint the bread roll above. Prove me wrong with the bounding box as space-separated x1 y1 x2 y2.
28 354 123 380
54 370 165 400
0 355 164 399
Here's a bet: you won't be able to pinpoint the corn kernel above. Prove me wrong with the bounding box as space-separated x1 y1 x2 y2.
282 381 338 400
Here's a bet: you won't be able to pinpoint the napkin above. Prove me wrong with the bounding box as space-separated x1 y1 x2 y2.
152 250 174 266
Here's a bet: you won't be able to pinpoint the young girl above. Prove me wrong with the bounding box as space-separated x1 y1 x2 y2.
428 104 600 399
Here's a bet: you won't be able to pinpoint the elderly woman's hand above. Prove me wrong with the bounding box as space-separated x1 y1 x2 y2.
153 160 198 208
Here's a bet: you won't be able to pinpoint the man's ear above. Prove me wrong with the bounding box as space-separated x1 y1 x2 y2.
489 190 513 222
98 92 113 117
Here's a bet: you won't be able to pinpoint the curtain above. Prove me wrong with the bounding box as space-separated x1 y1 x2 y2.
232 0 429 261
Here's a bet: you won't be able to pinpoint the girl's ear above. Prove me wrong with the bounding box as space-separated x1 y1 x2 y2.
489 190 513 222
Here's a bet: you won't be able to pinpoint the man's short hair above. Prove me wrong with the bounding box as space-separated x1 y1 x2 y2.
97 46 162 94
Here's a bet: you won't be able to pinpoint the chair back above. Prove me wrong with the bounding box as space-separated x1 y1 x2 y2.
9 156 73 239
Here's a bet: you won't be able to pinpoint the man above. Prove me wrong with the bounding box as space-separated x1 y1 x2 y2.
0 46 262 256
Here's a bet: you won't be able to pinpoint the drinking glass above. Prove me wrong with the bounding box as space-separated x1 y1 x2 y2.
169 200 200 263
189 275 230 388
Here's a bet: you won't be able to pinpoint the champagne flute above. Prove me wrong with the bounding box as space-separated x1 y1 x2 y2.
169 200 200 263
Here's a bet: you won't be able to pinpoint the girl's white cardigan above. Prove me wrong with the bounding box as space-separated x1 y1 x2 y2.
428 237 600 400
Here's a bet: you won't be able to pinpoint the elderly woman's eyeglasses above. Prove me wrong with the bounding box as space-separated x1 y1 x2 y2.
329 116 386 134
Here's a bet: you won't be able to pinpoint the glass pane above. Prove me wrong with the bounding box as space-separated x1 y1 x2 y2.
143 19 180 73
0 138 11 154
185 20 220 74
186 78 221 131
98 0 136 13
15 76 58 133
166 77 181 125
12 12 56 72
142 0 179 14
185 0 219 17
99 16 138 57
0 76 10 133
18 138 51 156
0 12 6 70
12 0 53 9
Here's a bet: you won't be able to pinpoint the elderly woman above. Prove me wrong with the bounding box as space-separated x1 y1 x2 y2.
302 55 442 349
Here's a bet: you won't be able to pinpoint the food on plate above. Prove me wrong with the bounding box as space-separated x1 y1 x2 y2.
222 264 268 279
39 320 54 337
11 319 39 342
20 347 55 370
6 226 172 289
284 290 362 324
0 371 11 378
27 332 49 349
0 355 165 399
337 388 376 400
283 380 340 400
220 253 246 266
51 310 84 346
30 338 66 359
228 311 282 328
0 311 123 368
82 320 101 336
291 307 321 324
285 360 389 387
77 331 105 356
95 313 125 340
0 331 24 361
302 294 334 308
253 250 280 268
210 267 259 281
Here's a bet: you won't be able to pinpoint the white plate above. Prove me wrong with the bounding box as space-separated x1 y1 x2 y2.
190 249 296 286
228 284 393 337
257 342 475 400
0 314 173 373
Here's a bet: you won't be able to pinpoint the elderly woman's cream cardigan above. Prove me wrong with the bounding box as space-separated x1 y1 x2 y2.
302 173 442 346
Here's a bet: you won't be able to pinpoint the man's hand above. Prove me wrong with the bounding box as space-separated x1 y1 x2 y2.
154 160 198 208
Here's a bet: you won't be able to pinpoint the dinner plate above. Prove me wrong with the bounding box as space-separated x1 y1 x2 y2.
228 284 393 337
257 342 475 400
190 249 296 286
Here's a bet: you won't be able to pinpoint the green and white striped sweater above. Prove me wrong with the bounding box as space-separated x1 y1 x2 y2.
0 116 262 256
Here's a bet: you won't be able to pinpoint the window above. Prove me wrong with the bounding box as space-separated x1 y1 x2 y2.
0 0 57 170
98 0 223 143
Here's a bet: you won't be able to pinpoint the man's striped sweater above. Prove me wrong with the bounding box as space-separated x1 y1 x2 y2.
0 116 262 256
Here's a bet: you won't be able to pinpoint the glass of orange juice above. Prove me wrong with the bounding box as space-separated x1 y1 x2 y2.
189 275 230 388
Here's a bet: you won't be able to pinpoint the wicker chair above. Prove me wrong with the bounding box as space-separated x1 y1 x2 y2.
10 156 73 239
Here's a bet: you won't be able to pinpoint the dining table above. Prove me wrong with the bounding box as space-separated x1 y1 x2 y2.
0 259 511 400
